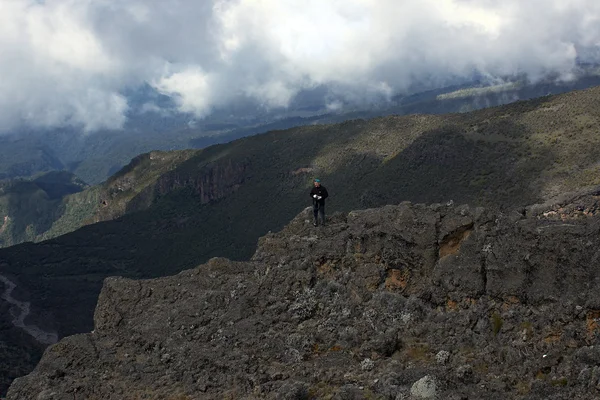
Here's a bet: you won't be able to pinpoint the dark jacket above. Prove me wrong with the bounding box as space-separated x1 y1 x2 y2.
310 185 329 204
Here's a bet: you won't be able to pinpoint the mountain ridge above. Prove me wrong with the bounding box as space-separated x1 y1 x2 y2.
4 84 600 250
2 74 600 187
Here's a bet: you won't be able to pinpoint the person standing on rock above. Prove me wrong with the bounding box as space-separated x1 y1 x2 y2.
310 178 329 226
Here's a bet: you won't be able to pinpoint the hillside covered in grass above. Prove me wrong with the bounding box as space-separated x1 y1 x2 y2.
0 151 197 248
0 171 87 247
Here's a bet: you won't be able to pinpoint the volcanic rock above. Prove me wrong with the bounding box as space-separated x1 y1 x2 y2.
7 192 600 399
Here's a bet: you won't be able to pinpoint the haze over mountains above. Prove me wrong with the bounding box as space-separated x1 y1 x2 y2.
1 73 599 187
2 75 600 249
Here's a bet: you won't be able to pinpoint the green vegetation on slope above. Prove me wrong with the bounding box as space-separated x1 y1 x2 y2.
0 172 87 247
0 151 198 248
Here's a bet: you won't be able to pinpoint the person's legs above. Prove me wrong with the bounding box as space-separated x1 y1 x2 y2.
318 203 325 225
313 203 319 226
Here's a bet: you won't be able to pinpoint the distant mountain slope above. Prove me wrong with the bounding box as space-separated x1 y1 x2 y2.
2 85 600 394
2 74 600 185
0 138 64 180
0 172 87 248
5 83 600 250
0 151 198 248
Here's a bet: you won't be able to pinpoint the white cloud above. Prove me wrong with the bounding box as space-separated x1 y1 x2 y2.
0 0 599 133
154 67 214 116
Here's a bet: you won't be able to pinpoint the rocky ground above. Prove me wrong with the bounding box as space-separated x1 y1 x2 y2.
7 187 600 399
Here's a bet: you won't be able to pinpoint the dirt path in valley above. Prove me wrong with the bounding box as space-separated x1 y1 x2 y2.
0 274 58 345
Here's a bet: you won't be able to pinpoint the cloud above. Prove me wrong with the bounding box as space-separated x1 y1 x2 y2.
0 0 599 132
153 67 214 116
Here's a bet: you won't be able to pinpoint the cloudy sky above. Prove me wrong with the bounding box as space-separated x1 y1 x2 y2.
1 0 599 133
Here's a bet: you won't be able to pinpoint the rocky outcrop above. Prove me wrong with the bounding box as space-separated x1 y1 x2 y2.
151 157 250 205
95 152 249 221
7 192 600 399
95 150 200 221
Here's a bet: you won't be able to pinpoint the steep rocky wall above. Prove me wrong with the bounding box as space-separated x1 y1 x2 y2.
92 154 249 223
113 157 250 218
154 157 250 205
7 191 600 399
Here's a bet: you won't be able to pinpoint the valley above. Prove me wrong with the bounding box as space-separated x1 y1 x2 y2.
0 274 57 345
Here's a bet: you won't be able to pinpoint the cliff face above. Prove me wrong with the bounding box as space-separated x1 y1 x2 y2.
93 150 201 222
8 189 600 400
7 151 250 248
124 156 251 213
